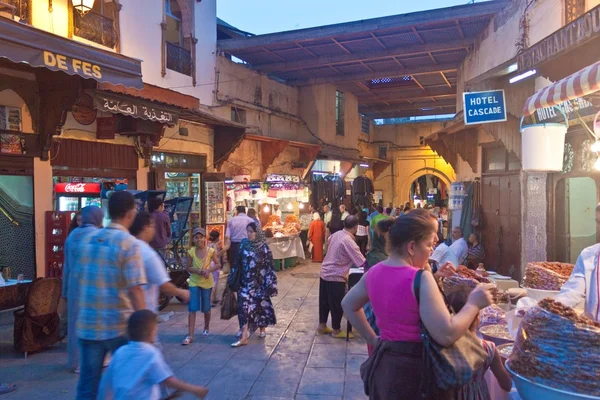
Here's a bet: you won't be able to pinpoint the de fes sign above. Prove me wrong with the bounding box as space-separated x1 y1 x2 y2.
463 90 507 126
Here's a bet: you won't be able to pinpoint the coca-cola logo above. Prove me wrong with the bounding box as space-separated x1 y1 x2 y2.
65 183 86 193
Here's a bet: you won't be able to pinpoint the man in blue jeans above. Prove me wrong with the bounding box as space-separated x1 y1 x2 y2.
75 191 147 399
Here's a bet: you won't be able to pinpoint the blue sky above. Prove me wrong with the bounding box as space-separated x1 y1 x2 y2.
217 0 474 35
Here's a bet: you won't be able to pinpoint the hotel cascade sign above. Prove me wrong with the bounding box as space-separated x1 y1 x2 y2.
517 5 600 72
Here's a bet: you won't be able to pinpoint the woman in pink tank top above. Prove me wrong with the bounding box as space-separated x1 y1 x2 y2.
342 210 494 399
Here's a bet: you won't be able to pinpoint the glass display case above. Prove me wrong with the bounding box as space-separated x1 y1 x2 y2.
205 181 225 224
164 172 201 229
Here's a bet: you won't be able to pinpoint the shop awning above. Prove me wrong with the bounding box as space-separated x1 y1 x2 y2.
0 17 143 89
88 90 180 125
523 60 600 117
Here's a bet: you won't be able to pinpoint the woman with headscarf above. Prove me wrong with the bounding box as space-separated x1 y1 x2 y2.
62 206 104 373
229 222 278 347
308 212 325 262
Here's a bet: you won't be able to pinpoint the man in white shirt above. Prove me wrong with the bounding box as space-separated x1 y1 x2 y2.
430 243 459 268
340 204 349 221
323 204 332 226
273 204 282 219
555 204 600 322
449 226 468 265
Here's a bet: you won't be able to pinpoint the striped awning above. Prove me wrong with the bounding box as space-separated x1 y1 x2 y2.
523 60 600 117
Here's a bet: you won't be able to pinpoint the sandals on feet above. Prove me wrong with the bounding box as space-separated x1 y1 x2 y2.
231 340 247 348
202 330 210 337
317 327 333 335
181 336 194 345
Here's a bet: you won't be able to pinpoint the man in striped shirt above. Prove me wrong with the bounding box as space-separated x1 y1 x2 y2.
318 215 365 339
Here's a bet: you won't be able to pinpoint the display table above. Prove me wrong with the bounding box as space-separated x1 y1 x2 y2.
0 280 32 311
267 236 305 270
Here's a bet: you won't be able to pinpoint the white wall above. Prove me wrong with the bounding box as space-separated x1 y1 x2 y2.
120 0 217 106
34 158 53 278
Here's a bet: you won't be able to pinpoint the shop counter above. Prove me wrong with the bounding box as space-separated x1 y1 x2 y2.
267 235 305 270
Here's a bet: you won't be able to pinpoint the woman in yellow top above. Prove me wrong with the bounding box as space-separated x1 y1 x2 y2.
182 228 220 345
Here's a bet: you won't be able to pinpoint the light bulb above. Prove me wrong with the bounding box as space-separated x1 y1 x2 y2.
263 205 270 213
299 203 304 209
258 200 262 204
591 141 600 153
286 203 293 210
594 157 600 171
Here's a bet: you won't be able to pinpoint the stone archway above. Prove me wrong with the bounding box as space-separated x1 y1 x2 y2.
399 168 453 205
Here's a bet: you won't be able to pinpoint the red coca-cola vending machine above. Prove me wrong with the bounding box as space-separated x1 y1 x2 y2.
54 182 102 211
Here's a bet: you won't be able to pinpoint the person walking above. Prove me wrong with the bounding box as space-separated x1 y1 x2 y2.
62 206 104 373
342 212 493 399
224 206 254 273
355 211 369 256
75 191 147 400
318 216 365 339
308 212 325 262
183 228 220 345
129 212 190 314
148 198 171 257
208 230 227 306
99 310 209 400
328 208 344 235
230 222 278 347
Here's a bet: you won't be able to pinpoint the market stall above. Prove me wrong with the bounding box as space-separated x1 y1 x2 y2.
263 214 305 270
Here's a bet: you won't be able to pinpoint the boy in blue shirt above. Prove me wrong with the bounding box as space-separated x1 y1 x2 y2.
99 310 208 399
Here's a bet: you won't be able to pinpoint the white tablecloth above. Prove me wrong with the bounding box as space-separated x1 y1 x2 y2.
268 237 305 260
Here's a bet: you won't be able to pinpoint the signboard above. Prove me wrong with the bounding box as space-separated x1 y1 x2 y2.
96 116 116 139
463 90 507 125
265 174 300 183
72 94 96 126
91 91 179 125
528 95 598 125
517 5 600 72
54 183 101 194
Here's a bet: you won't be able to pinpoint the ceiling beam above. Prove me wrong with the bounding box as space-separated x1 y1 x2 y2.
364 106 456 119
365 81 454 93
440 71 452 87
287 63 459 86
252 38 471 72
217 1 508 50
358 92 457 105
360 99 456 114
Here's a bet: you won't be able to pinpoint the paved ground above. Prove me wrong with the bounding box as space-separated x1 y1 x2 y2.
0 261 368 400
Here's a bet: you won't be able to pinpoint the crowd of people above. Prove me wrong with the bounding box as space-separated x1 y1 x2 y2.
57 195 280 399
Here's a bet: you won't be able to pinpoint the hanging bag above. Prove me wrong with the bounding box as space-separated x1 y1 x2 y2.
220 287 237 320
413 269 488 397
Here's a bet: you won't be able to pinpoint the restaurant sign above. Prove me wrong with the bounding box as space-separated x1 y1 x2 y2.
528 96 598 125
517 5 600 72
91 91 179 125
265 174 301 183
463 90 507 125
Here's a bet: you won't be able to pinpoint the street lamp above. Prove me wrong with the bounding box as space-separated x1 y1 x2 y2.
72 0 95 15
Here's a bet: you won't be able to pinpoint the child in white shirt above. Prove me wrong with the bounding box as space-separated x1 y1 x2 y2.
98 310 208 399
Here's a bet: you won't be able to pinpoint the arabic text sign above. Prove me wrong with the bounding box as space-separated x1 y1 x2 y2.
44 51 102 79
92 92 179 125
463 90 507 125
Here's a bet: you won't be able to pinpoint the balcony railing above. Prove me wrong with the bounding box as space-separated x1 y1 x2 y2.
166 41 192 76
0 0 29 23
74 10 117 49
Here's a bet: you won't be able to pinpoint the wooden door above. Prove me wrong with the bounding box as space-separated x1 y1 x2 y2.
481 174 521 278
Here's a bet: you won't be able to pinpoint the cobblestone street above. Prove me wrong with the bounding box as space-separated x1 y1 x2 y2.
0 261 368 400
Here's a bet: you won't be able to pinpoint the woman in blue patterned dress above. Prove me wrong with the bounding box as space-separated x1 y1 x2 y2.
230 222 278 347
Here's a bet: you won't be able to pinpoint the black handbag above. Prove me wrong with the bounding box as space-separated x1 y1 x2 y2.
413 269 488 397
227 262 241 292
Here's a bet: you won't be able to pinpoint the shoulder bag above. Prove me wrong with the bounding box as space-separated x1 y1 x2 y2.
413 269 487 397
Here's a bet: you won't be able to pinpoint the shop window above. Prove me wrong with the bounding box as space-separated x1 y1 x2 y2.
336 90 345 136
151 152 207 171
483 146 521 173
361 114 370 134
73 0 117 48
165 0 192 76
565 0 586 23
0 0 29 23
231 107 246 124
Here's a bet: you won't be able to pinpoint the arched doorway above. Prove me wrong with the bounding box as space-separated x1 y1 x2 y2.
401 168 452 207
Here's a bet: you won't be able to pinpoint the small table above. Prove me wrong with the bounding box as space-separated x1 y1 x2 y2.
347 268 364 341
0 280 33 311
